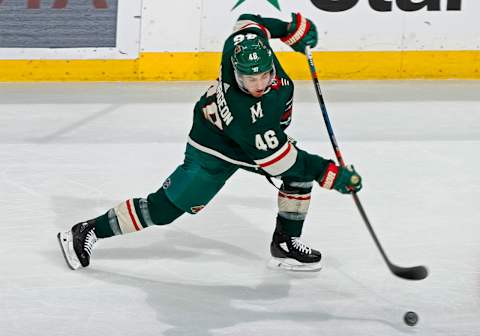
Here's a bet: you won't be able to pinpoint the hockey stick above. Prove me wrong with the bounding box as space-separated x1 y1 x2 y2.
305 46 428 281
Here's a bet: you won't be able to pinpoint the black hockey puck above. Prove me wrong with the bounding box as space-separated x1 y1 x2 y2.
404 311 418 326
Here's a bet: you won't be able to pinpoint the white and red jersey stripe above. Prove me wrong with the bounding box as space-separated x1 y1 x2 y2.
255 141 298 176
233 20 272 39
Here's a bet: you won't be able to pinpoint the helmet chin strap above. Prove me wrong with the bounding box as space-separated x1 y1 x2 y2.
233 70 251 95
234 64 276 96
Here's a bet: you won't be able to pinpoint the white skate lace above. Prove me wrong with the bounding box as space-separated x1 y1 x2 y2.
291 237 312 255
84 230 97 256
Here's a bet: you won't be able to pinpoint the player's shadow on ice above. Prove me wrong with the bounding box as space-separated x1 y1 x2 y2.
49 195 413 335
86 268 411 336
93 228 262 262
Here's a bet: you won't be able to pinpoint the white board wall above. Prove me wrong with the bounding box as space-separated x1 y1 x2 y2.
0 0 477 59
142 0 479 52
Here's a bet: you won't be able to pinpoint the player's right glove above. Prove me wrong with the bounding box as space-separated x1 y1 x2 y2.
281 12 318 54
318 162 362 194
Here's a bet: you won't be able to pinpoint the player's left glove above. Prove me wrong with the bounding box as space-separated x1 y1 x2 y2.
318 162 362 194
281 12 318 54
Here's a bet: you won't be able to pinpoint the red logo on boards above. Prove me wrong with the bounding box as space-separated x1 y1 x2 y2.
0 0 109 9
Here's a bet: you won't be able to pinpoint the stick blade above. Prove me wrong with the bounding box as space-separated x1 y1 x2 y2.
391 264 428 280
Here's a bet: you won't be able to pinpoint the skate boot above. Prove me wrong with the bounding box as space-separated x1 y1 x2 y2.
269 228 322 272
57 220 97 270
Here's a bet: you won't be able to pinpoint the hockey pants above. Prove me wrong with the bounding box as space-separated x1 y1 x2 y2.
93 144 312 238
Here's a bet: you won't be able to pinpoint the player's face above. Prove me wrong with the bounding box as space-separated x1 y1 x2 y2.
242 71 272 97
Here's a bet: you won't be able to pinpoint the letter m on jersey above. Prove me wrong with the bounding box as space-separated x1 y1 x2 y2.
250 102 263 124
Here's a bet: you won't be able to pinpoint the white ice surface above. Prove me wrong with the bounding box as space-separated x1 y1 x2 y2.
0 81 479 336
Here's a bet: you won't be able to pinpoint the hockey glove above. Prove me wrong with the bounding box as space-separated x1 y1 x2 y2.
318 162 362 194
281 12 318 54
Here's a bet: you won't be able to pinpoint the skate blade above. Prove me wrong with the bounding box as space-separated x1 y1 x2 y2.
267 257 322 272
57 231 81 270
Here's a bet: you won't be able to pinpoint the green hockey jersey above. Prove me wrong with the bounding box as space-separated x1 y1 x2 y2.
188 14 329 181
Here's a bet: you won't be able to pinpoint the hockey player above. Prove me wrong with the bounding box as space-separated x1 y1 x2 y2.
58 13 362 272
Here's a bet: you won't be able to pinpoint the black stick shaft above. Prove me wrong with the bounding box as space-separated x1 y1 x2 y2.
305 47 427 280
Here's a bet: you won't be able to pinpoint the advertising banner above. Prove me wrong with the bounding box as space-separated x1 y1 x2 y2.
0 0 118 48
176 0 476 52
0 0 141 60
0 0 478 80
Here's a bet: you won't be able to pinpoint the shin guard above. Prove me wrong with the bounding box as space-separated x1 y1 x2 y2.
277 181 313 237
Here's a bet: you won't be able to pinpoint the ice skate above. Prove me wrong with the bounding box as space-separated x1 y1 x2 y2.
57 221 97 270
268 228 322 272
